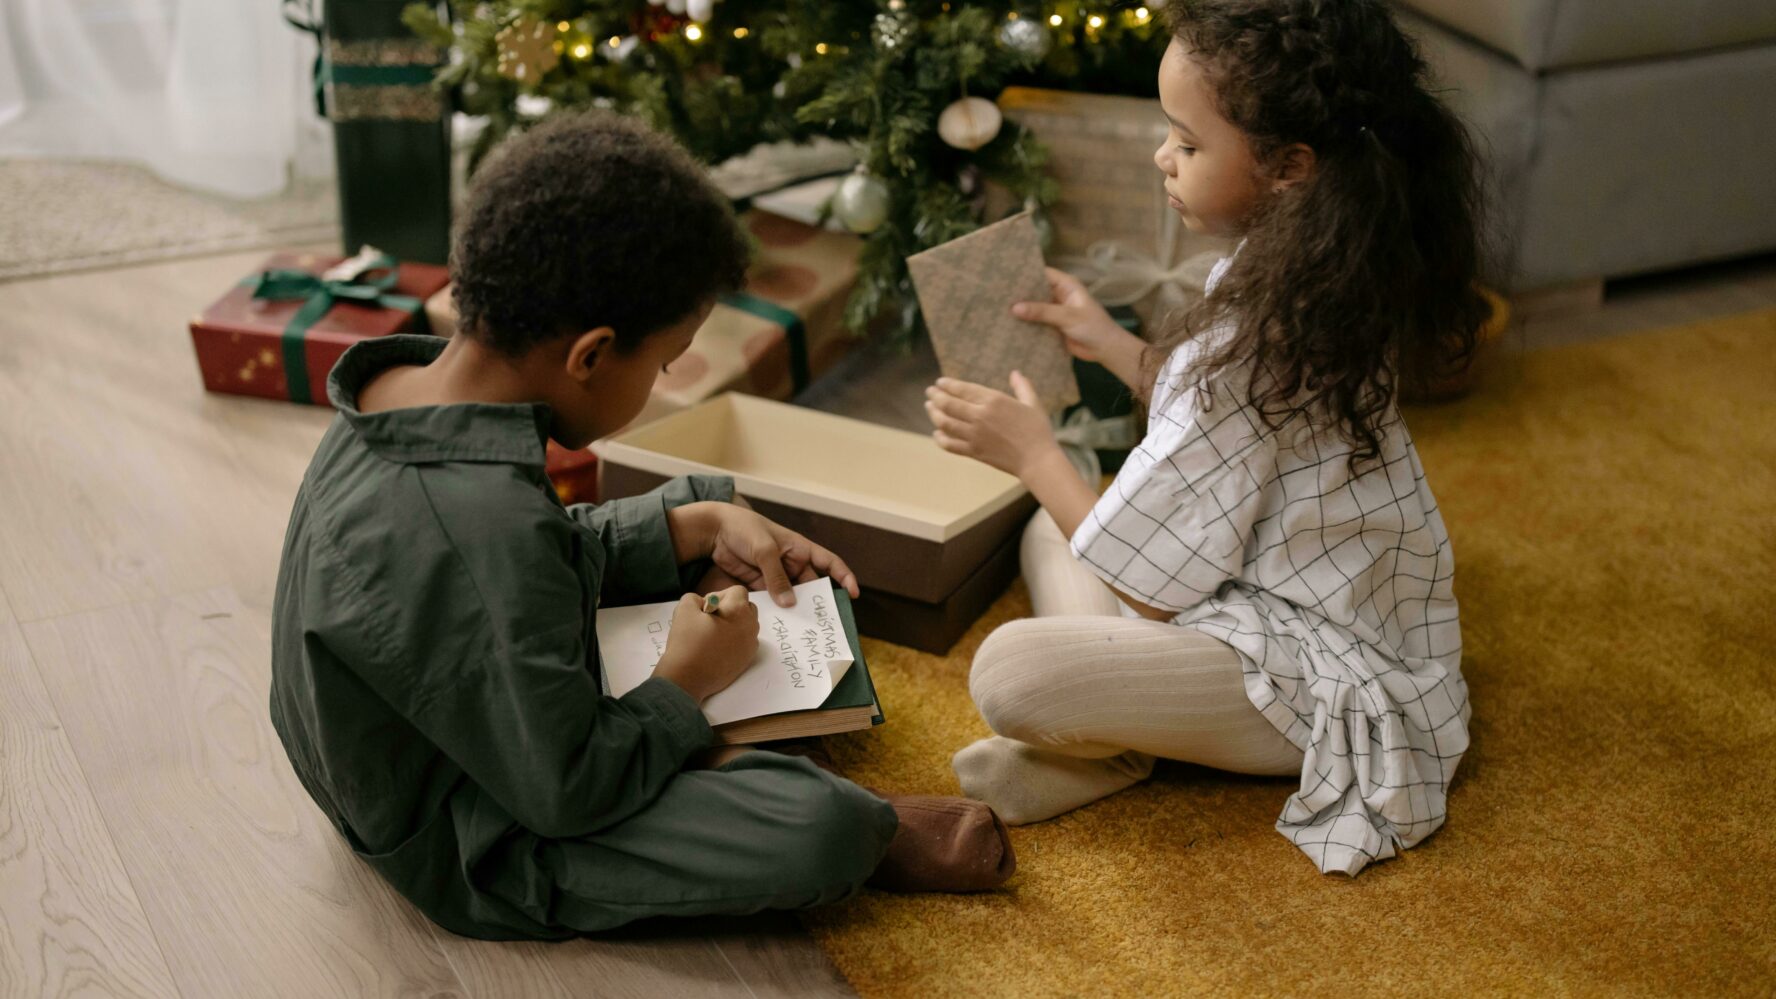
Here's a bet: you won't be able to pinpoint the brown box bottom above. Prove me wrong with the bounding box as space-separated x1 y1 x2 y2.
851 529 1022 655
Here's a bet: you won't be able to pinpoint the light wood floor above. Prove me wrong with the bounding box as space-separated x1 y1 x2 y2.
0 248 851 999
3 246 1775 998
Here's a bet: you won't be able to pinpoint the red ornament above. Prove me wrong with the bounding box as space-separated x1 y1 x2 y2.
630 8 689 41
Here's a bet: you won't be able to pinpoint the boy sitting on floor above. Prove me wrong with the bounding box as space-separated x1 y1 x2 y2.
269 111 1014 940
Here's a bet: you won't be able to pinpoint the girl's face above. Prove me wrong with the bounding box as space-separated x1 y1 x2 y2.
1153 39 1267 236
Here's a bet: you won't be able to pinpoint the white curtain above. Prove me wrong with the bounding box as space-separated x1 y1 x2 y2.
0 0 332 199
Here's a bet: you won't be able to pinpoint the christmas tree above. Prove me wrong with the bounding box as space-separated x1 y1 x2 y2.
402 0 1168 342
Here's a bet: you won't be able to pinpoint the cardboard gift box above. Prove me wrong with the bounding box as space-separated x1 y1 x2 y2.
425 210 862 428
545 441 600 506
849 528 1023 655
190 249 449 405
594 394 1037 652
997 87 1232 326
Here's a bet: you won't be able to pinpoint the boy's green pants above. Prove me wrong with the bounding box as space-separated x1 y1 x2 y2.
533 751 897 930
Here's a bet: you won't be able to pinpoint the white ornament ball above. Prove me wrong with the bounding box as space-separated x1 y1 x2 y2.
997 16 1052 60
665 0 687 14
687 0 714 22
833 171 891 234
872 11 915 50
937 96 1003 151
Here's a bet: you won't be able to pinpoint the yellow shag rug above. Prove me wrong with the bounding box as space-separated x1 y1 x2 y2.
805 309 1776 996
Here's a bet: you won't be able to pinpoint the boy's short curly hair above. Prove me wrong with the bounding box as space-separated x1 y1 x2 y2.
450 111 751 355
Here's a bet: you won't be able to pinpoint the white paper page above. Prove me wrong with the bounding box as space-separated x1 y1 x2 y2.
596 578 855 726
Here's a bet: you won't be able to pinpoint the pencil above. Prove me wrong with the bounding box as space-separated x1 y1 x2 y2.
703 593 723 614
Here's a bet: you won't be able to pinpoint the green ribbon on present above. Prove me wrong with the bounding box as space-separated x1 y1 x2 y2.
719 290 812 393
243 253 421 403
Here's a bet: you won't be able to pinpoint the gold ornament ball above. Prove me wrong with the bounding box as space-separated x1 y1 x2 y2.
937 96 1003 151
495 16 560 83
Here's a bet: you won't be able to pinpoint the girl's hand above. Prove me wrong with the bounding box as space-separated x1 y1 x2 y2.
925 373 1061 480
705 504 860 607
1013 267 1140 366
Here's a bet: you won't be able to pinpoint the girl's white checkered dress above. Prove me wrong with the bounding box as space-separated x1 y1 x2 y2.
1070 256 1470 875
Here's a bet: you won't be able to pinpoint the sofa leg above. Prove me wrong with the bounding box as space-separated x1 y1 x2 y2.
1510 279 1605 319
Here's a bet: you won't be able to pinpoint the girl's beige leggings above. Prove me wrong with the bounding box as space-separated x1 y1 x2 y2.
951 511 1303 825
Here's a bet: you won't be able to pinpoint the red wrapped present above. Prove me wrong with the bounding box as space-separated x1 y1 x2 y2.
190 247 450 405
545 441 599 505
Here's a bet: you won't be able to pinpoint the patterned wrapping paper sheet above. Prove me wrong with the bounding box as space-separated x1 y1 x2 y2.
906 211 1080 414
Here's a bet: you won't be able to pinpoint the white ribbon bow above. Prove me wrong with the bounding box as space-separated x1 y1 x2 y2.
1052 407 1141 485
1055 184 1225 315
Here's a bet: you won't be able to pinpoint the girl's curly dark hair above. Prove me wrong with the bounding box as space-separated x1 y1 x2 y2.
1156 0 1493 465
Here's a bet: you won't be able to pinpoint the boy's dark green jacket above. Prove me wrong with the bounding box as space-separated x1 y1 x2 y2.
269 334 731 939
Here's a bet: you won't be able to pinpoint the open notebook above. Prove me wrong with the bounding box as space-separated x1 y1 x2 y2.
596 578 883 744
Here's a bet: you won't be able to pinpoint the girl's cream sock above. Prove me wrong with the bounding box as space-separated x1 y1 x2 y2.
952 736 1156 826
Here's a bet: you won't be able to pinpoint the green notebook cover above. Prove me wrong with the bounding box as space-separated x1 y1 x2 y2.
821 588 884 726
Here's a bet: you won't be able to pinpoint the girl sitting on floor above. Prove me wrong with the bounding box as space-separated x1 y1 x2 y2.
925 0 1489 875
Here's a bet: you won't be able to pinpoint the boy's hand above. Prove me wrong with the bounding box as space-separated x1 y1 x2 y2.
926 374 1063 481
705 504 860 607
668 501 861 607
654 586 759 704
1012 267 1148 389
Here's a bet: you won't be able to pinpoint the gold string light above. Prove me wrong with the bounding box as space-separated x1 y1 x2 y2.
560 4 1147 55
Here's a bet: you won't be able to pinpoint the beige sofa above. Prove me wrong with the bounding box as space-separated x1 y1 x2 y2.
1392 0 1776 291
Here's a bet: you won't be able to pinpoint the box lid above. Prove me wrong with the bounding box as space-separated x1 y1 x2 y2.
594 394 1028 544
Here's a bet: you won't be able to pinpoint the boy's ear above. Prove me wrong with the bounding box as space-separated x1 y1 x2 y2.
1271 143 1317 192
564 326 619 383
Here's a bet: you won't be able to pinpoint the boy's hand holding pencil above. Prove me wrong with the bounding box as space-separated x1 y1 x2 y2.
654 585 759 705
